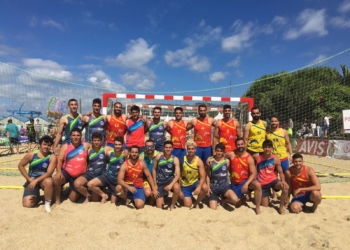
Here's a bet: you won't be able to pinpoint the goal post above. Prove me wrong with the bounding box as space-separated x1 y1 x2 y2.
102 93 254 124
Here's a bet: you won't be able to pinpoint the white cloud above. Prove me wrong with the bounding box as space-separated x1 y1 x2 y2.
164 24 220 72
338 0 350 13
42 19 65 31
331 16 350 28
313 54 327 63
120 69 156 90
235 69 244 77
221 21 255 52
199 19 205 27
83 11 105 26
23 58 72 80
78 64 99 69
209 71 227 83
87 70 125 90
272 16 287 26
283 9 328 40
29 16 38 27
227 56 240 68
106 38 156 69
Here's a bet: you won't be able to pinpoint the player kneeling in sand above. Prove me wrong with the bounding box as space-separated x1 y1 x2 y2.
179 141 208 209
226 137 262 214
118 146 157 209
18 136 57 212
285 153 322 213
88 136 128 204
53 128 90 204
207 143 239 210
74 132 108 203
152 140 181 210
257 140 289 214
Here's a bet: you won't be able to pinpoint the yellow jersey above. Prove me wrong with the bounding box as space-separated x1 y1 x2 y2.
247 120 266 153
181 156 199 186
266 128 287 160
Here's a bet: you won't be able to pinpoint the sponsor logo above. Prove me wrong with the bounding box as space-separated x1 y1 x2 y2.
222 166 227 171
42 163 48 168
100 121 104 125
77 157 85 161
99 154 104 159
79 150 83 154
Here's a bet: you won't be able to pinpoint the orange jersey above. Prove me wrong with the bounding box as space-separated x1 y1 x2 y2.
125 159 143 188
170 120 186 149
194 117 212 147
219 119 237 151
107 115 126 144
289 165 313 196
230 154 250 184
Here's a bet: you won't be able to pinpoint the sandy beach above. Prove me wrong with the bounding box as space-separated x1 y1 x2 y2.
1 153 350 250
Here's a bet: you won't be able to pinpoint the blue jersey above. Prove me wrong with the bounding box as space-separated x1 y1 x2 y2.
209 158 229 190
140 150 159 174
28 150 51 179
85 115 106 144
105 151 125 183
87 147 106 176
63 114 83 144
156 155 175 184
149 121 165 151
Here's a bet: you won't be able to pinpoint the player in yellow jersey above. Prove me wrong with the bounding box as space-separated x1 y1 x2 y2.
266 115 293 173
266 115 293 200
179 141 208 208
243 106 267 161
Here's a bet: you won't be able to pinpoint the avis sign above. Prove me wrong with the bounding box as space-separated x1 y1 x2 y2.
343 110 350 132
296 139 329 157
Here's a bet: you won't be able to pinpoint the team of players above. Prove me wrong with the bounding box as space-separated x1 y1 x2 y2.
18 99 322 214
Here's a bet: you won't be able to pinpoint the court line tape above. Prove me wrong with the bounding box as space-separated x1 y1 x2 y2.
0 158 22 164
0 168 28 170
316 173 350 177
304 160 350 172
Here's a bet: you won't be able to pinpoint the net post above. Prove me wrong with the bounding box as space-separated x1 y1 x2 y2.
102 93 116 115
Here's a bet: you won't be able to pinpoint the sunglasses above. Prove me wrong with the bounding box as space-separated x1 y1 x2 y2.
145 146 154 149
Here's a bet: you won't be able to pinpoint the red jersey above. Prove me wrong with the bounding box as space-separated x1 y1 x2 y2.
63 143 87 177
125 159 143 188
219 119 237 151
230 154 250 185
256 155 277 185
170 120 186 149
107 115 126 144
126 118 145 147
289 165 313 196
194 117 212 148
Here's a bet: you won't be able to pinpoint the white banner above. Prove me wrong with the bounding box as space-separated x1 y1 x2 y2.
343 110 350 131
327 140 350 160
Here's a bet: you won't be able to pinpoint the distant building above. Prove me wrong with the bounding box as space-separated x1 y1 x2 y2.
0 116 52 136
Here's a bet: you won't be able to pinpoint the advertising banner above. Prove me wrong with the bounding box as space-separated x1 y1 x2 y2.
295 139 329 157
327 140 350 160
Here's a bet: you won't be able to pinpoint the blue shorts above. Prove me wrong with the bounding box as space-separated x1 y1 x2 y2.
181 180 199 197
195 146 212 164
23 179 45 198
280 158 289 173
209 185 230 201
261 179 280 198
172 148 186 166
231 179 248 198
323 125 329 131
97 174 117 197
61 169 78 193
127 186 145 202
81 172 100 182
291 192 312 206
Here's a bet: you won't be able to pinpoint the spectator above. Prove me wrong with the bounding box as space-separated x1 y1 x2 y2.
323 114 331 137
289 118 294 130
2 119 20 154
311 122 316 135
20 125 25 136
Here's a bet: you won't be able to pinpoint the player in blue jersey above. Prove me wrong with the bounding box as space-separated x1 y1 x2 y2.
145 107 168 152
74 132 108 203
52 99 84 155
18 136 57 212
83 98 107 145
88 136 129 204
152 140 181 211
207 143 239 210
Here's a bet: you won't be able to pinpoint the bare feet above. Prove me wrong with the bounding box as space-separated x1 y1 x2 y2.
83 195 91 204
100 194 108 204
279 206 285 215
169 205 175 211
255 207 261 215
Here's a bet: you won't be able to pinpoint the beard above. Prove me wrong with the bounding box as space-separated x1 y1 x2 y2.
252 116 260 121
199 113 206 118
237 147 245 152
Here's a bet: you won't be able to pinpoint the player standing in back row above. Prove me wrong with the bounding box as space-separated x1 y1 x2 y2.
243 106 267 161
187 104 216 164
53 99 84 155
214 104 241 153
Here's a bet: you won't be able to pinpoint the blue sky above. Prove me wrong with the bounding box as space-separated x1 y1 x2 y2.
1 0 350 114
